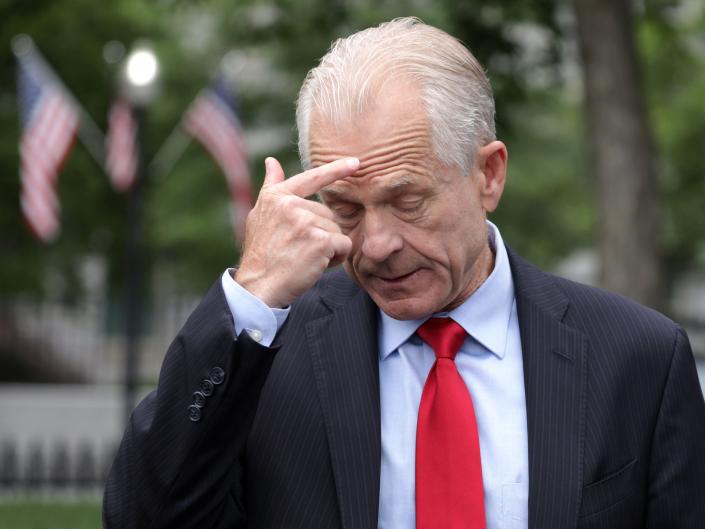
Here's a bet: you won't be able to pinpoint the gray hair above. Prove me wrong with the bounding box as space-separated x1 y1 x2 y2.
295 17 496 173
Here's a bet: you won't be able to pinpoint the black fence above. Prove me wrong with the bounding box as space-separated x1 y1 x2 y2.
0 438 116 493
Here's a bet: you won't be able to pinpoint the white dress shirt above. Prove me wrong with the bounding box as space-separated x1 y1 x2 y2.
220 221 529 529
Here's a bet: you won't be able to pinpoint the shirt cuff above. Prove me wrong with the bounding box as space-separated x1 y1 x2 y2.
220 269 290 347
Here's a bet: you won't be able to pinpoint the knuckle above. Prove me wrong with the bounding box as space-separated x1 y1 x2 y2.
308 226 327 243
335 234 352 253
282 198 302 217
309 170 326 188
280 194 296 208
292 211 312 230
296 209 315 228
305 165 324 179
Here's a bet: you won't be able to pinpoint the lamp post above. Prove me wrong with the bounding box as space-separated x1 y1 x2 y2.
121 44 158 424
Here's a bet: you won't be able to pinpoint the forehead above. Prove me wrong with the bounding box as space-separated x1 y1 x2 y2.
309 79 441 197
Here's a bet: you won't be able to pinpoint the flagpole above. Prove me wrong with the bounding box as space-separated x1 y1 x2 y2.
148 122 192 179
123 103 146 425
11 34 106 168
119 43 159 425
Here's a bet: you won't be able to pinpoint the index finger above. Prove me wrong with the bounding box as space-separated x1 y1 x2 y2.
279 157 360 197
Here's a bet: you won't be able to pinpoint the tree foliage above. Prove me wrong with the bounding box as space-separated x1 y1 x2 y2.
1 0 702 308
639 1 705 280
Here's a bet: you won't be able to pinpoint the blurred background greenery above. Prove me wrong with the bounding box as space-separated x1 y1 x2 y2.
1 0 703 305
1 0 704 525
0 501 100 529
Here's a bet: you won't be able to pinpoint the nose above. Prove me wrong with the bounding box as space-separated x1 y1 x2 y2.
360 210 403 262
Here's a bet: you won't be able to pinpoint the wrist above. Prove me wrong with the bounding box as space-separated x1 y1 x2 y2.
234 268 286 308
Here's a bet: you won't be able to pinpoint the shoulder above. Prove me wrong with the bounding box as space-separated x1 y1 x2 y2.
508 246 682 361
554 273 679 349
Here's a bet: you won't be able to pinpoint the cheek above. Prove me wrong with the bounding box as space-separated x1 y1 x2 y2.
377 228 451 281
421 209 481 270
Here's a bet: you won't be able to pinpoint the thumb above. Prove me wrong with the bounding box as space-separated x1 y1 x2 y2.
263 157 285 187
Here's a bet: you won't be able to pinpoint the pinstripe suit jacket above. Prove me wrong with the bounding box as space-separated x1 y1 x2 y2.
104 247 705 529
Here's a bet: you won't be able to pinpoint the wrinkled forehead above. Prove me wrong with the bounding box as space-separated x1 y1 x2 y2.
307 77 463 200
318 172 429 204
311 117 436 198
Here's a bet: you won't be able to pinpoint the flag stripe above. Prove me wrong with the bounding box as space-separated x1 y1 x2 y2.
183 79 253 242
187 106 251 201
187 110 247 186
106 99 138 192
17 55 79 242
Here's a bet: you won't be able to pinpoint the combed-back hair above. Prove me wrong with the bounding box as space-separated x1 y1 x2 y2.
296 17 496 173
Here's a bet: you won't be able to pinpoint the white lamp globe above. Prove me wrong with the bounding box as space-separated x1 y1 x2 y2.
125 49 158 87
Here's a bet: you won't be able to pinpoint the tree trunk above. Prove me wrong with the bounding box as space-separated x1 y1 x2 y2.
573 0 663 309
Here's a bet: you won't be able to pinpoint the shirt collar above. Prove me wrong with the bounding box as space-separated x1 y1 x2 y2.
378 221 515 360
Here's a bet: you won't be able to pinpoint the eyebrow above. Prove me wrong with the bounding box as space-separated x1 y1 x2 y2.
317 187 348 201
319 175 419 201
385 175 417 191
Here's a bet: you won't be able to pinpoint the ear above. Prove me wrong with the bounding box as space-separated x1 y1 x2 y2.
474 140 507 213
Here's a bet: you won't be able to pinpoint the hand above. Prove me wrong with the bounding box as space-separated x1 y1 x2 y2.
235 156 360 308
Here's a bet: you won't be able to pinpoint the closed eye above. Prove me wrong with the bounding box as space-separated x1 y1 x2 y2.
398 202 422 212
395 197 425 215
331 204 362 219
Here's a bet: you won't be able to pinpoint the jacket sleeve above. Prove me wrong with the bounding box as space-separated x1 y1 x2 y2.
102 280 279 529
645 326 705 528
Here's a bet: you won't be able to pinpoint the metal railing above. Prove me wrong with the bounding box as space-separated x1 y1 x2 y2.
0 438 115 495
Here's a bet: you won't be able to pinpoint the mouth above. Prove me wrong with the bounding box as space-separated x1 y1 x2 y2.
374 269 420 286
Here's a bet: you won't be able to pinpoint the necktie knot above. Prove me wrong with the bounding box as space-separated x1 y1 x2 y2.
416 317 466 360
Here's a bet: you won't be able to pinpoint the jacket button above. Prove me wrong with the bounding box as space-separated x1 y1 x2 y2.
192 391 206 408
187 405 202 422
199 379 214 397
209 367 225 385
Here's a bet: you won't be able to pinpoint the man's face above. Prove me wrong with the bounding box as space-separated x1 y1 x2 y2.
310 80 505 320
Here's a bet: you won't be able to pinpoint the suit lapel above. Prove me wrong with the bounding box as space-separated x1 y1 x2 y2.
508 247 588 529
307 285 381 529
306 251 588 529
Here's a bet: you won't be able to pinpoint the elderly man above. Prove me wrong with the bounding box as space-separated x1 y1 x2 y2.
104 17 705 529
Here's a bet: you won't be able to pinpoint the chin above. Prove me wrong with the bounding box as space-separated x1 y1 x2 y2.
372 294 439 321
346 265 446 319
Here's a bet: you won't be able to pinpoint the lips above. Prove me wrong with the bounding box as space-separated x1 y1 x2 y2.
375 269 419 284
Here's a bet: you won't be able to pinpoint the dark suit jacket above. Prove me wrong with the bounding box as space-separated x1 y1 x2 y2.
103 248 705 529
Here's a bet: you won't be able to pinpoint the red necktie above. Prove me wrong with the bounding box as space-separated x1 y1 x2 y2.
415 317 486 529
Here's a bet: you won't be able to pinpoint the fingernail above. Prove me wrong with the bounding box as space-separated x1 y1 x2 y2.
346 157 360 169
264 157 272 171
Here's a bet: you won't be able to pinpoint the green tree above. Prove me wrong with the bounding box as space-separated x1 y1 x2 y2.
3 0 702 314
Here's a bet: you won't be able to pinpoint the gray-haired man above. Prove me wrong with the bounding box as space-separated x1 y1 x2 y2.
104 18 705 529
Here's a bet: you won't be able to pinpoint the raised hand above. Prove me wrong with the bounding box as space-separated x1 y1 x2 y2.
235 156 360 308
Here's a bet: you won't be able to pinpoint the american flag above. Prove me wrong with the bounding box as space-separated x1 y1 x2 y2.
17 52 79 242
106 98 138 192
183 75 252 242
